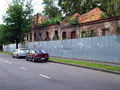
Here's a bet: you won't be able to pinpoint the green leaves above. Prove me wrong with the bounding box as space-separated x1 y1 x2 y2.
58 0 120 17
66 16 79 26
97 0 120 17
3 0 33 48
39 17 61 27
58 0 98 16
100 12 108 19
116 27 120 35
42 0 62 18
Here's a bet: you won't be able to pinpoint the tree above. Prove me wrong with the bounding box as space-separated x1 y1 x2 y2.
97 0 120 17
58 0 99 17
0 24 4 47
3 0 33 49
42 0 62 18
58 0 120 17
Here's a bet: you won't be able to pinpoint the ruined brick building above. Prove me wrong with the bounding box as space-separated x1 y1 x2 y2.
26 7 120 42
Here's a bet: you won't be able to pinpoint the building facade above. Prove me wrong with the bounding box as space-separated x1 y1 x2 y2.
26 8 120 42
26 16 120 42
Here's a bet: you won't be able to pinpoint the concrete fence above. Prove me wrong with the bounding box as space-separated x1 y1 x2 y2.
3 35 120 63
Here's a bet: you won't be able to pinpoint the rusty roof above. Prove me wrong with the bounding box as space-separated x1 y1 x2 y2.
78 7 103 23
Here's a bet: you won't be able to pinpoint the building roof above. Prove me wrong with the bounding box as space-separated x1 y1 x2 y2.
78 7 103 23
70 13 80 20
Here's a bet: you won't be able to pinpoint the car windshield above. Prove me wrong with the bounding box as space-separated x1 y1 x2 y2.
35 50 46 54
20 49 28 51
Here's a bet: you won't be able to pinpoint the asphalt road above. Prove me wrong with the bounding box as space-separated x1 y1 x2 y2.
0 53 120 90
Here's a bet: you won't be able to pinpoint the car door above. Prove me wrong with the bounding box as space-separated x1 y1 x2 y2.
31 51 35 59
27 51 31 59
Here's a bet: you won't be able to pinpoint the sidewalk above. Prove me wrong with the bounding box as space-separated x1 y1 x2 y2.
50 56 120 67
50 56 120 75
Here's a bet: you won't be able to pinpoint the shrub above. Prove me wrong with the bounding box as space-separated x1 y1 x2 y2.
116 27 120 35
101 12 108 19
38 17 61 27
66 16 79 26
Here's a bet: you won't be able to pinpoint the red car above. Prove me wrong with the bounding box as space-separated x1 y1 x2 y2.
26 50 49 62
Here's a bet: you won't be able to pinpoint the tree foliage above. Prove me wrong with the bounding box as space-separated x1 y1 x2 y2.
58 0 99 16
58 0 120 17
42 0 62 18
116 27 120 35
98 0 120 17
0 24 4 46
3 0 33 49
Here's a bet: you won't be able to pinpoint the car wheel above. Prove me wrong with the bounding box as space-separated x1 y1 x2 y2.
26 57 28 61
12 54 15 58
44 59 48 62
17 54 19 58
32 57 35 62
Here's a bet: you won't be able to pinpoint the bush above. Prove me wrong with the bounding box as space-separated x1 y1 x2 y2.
38 17 61 27
101 12 108 19
116 27 120 35
66 16 79 26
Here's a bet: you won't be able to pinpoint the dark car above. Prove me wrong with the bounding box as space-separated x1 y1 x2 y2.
26 50 49 62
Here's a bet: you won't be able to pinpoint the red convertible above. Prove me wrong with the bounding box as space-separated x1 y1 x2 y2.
26 50 49 62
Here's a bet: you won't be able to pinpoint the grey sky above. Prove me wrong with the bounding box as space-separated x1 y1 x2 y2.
0 0 44 24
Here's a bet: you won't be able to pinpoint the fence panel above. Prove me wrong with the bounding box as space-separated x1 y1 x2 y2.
3 35 120 63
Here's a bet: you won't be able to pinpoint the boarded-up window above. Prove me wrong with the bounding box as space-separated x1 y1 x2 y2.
62 32 66 39
71 31 76 39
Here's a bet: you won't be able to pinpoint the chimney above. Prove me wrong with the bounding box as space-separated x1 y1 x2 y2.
36 13 39 24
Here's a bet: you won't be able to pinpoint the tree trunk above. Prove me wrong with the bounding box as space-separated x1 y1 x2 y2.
16 40 19 49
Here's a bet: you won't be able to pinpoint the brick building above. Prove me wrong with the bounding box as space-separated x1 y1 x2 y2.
26 8 120 42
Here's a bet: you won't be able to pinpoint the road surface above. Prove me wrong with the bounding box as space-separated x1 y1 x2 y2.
0 53 120 90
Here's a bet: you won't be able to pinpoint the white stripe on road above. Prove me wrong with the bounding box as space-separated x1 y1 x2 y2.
3 61 12 64
20 67 27 70
40 74 50 79
0 58 3 61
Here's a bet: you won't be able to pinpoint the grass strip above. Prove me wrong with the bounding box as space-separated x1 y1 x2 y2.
0 51 12 55
49 58 120 72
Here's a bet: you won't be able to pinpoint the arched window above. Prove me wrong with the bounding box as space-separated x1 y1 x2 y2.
81 31 85 38
30 33 32 42
53 30 59 40
71 31 76 39
102 28 109 36
44 32 50 41
39 33 42 41
34 33 36 41
26 35 28 41
62 32 66 39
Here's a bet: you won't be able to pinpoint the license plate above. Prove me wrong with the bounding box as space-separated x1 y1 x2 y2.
41 58 45 60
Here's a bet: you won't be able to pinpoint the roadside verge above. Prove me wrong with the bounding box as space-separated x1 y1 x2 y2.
49 58 120 75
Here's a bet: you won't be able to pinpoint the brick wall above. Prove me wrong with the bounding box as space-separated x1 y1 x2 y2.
27 16 120 42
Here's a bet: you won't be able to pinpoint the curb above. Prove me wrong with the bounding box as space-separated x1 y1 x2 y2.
49 60 120 75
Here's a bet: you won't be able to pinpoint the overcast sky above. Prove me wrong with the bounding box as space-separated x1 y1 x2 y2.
0 0 44 24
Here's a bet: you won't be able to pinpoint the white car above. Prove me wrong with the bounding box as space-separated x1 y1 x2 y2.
12 48 29 58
